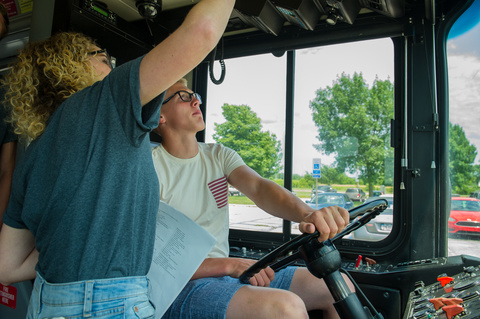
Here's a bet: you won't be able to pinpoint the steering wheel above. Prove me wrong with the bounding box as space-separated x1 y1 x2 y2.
239 199 388 283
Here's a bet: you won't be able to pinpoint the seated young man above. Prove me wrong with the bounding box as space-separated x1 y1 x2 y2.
152 79 353 319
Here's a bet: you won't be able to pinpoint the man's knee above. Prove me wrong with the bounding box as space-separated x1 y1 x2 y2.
262 289 309 318
229 287 309 319
275 291 309 319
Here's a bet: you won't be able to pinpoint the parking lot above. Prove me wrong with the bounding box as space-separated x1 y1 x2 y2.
229 204 480 259
448 236 480 257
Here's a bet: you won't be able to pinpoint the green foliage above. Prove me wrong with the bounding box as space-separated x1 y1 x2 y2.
213 104 283 179
289 167 355 188
449 123 479 194
318 165 356 185
309 72 394 191
474 165 480 189
292 172 314 188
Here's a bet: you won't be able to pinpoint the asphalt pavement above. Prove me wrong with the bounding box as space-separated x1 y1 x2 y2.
229 204 480 259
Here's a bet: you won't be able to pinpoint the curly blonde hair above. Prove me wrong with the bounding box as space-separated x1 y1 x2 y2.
2 32 100 142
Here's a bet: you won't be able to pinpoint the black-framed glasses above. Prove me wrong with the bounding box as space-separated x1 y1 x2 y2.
162 90 202 105
88 49 116 70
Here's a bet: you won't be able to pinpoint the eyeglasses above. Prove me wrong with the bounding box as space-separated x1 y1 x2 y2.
88 49 116 70
162 90 202 105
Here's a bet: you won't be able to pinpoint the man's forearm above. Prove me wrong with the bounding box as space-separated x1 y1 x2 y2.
252 179 313 222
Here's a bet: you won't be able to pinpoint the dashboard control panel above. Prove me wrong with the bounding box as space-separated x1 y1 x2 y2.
403 265 480 319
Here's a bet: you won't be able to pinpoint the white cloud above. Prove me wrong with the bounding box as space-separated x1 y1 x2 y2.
448 49 480 164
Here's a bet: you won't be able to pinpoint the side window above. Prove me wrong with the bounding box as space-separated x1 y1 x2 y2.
205 39 394 237
206 53 287 233
294 39 395 240
447 1 480 257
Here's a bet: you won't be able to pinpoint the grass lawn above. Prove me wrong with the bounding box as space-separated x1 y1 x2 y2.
228 186 393 206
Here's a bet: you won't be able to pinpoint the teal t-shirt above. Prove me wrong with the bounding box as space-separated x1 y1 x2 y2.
3 56 163 283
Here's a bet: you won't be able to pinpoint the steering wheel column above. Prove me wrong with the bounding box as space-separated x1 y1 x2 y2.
300 239 371 319
238 200 389 319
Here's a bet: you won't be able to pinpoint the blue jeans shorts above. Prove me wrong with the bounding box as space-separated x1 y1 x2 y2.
161 266 297 319
28 272 155 319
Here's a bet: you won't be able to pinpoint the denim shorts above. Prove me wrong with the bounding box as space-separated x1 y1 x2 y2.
28 272 155 319
161 266 296 319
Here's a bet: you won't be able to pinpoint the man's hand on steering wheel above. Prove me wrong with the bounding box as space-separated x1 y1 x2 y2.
227 258 276 287
248 266 275 287
239 200 388 285
299 206 350 242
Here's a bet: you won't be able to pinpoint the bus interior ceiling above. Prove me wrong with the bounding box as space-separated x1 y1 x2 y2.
1 0 479 319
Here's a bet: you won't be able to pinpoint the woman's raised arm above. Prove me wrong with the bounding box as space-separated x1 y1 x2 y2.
139 0 235 106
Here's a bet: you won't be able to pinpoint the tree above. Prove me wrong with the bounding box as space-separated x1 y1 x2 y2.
213 103 282 179
449 123 478 194
475 165 480 188
318 165 355 185
309 72 394 195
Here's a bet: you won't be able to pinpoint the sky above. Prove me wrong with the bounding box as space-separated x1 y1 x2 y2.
205 1 480 176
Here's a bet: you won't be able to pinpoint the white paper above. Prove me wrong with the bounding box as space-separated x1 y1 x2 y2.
147 200 216 318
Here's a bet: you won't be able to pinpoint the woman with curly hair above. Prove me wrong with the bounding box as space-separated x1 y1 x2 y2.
4 33 102 143
0 0 235 318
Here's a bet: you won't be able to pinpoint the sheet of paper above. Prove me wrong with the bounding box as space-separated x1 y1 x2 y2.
147 200 216 318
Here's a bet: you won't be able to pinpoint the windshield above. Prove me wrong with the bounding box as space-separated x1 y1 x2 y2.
447 0 480 257
206 38 394 235
312 194 343 205
451 199 480 212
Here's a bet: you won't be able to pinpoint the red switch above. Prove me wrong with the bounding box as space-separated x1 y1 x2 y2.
355 255 362 268
437 276 454 287
429 297 463 311
442 304 464 319
442 297 463 306
364 257 376 265
429 298 445 310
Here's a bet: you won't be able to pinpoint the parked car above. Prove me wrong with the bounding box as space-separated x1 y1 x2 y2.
228 186 242 196
469 191 480 200
372 190 383 197
346 188 367 202
311 185 337 198
306 192 354 210
448 197 480 236
352 195 393 241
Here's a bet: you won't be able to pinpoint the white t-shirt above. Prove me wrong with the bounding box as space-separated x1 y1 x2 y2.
152 143 245 257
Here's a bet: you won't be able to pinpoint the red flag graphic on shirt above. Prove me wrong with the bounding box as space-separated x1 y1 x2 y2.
208 176 229 209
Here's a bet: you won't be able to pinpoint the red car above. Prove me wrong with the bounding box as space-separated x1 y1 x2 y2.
448 197 480 235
